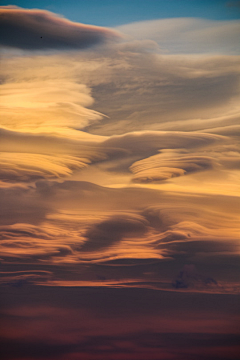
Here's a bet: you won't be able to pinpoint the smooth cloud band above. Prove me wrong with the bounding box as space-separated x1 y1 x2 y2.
0 6 120 50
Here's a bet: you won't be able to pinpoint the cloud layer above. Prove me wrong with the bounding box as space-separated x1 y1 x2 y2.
117 18 240 54
1 35 239 285
1 9 240 359
0 6 120 50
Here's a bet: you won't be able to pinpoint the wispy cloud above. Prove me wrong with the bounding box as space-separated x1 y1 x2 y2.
117 18 240 54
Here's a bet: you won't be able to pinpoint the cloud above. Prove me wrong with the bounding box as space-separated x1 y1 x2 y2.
0 270 52 286
0 227 74 263
102 131 224 157
203 124 240 136
0 125 228 185
0 223 59 240
0 6 120 50
98 130 228 183
0 128 109 183
0 16 239 299
0 179 239 291
172 264 218 289
0 9 240 359
82 52 240 135
2 178 238 267
0 185 48 226
0 239 73 262
116 18 240 55
1 48 240 137
0 80 103 135
80 213 149 252
0 152 90 182
130 153 216 182
0 128 106 156
165 237 238 257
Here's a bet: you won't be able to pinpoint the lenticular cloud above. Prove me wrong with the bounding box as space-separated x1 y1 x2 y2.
0 6 120 50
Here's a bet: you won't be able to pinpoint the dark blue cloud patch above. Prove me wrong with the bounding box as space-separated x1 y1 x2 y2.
0 6 120 50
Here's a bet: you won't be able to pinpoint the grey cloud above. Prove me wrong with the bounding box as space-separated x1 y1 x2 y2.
141 207 175 232
31 178 196 213
117 39 160 53
0 185 49 226
117 18 240 54
35 178 240 219
81 214 148 252
183 238 236 252
172 264 218 289
0 7 120 50
138 203 240 258
153 114 240 133
101 131 223 157
164 237 238 258
83 52 240 135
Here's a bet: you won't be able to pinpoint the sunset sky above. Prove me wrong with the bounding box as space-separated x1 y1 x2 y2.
0 1 240 359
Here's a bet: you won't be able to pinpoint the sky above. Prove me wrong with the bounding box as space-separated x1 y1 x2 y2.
1 0 240 25
0 1 240 360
